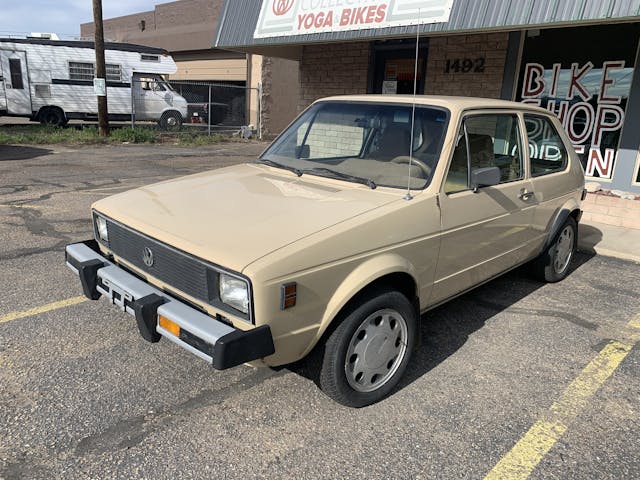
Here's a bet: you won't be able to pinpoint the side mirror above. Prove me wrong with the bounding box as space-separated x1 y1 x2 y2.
295 144 310 159
471 166 500 193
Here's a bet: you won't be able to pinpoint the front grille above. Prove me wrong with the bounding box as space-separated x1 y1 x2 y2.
106 219 209 304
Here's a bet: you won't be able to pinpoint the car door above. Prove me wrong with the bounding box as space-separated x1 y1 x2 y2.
133 74 155 120
0 50 31 115
430 111 537 305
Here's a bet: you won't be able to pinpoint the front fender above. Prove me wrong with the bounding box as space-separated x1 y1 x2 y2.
300 253 418 358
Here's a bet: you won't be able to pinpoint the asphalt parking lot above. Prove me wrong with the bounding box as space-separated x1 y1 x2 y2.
1 142 639 479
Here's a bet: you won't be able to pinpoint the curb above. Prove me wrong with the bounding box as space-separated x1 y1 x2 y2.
578 242 640 264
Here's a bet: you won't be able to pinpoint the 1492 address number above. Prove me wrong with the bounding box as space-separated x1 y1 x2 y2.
445 57 486 73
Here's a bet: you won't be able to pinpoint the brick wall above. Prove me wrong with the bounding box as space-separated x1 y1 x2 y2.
298 42 370 112
153 0 222 30
80 0 224 52
425 33 509 98
261 57 300 137
582 193 640 229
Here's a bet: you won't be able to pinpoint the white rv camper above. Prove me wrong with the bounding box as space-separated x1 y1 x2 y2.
0 38 188 128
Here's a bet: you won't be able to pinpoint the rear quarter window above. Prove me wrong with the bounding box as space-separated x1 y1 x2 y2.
524 114 569 176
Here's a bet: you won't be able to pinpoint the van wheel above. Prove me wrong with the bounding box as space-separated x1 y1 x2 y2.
159 111 182 130
39 107 67 127
532 216 577 283
319 289 417 407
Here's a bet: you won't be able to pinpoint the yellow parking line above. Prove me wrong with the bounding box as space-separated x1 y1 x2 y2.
484 314 640 480
0 296 88 324
0 204 42 210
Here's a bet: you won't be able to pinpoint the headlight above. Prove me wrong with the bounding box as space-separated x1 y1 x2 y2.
219 273 249 314
95 215 109 243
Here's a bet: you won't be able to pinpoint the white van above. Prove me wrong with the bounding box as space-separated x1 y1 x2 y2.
0 37 188 128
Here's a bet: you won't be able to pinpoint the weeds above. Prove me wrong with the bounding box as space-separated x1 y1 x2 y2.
0 125 229 146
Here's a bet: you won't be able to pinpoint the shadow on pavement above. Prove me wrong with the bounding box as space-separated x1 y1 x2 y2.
0 145 53 161
578 223 603 253
286 252 596 403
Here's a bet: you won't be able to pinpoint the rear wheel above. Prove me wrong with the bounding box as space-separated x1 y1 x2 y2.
39 107 67 127
159 111 182 130
532 216 577 282
319 289 417 407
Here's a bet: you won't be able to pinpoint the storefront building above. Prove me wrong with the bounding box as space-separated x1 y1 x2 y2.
215 0 640 196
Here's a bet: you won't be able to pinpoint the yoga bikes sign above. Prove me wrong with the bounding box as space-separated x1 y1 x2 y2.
254 0 454 38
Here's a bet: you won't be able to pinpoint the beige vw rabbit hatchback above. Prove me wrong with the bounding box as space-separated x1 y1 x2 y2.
66 95 585 407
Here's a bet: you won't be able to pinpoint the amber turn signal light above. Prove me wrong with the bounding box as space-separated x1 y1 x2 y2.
281 282 297 310
159 315 180 337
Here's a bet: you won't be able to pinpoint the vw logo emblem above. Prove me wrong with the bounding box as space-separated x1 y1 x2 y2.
142 247 154 267
272 0 293 16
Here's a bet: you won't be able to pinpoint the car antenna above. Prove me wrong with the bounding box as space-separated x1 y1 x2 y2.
404 8 421 201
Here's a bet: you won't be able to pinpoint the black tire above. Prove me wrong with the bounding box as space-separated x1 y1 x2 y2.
319 288 417 407
39 107 67 127
531 216 577 283
159 111 182 130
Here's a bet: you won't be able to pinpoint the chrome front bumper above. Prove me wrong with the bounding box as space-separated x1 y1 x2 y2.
65 240 274 369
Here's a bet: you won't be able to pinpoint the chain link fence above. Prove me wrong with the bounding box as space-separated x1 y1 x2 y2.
129 78 261 138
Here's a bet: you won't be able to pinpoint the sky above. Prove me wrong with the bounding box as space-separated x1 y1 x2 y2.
1 0 167 39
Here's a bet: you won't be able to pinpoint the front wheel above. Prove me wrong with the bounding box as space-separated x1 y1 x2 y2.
319 289 417 407
158 111 182 130
532 216 577 282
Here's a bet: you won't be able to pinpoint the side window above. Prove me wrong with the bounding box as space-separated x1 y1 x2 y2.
445 113 523 193
106 64 121 82
524 115 568 176
140 77 163 91
69 62 95 81
9 59 24 89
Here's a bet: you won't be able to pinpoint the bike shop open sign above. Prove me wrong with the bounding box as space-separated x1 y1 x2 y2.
516 25 638 181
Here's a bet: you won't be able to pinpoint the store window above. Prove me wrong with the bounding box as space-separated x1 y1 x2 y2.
370 39 428 94
517 24 640 180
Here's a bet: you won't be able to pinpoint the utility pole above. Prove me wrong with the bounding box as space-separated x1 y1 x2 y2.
92 0 109 136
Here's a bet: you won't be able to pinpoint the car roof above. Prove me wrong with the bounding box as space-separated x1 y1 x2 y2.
315 95 551 115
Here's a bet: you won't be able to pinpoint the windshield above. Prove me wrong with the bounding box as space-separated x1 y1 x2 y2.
260 101 449 189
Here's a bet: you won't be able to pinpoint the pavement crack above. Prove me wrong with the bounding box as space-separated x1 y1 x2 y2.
73 368 284 457
474 299 598 331
0 184 29 196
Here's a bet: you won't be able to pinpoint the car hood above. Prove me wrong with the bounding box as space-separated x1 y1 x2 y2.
93 163 401 272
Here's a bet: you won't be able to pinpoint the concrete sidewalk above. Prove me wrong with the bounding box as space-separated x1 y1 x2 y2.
579 219 640 264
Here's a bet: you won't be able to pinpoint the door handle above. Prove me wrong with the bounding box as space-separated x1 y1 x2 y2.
518 189 534 201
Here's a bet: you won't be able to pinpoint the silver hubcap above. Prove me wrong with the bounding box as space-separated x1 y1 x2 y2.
345 309 408 393
166 116 178 126
554 225 574 273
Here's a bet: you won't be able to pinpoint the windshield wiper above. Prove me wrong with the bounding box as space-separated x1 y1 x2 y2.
258 158 302 177
303 167 376 189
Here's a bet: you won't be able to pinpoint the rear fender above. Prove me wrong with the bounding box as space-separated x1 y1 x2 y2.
543 198 581 250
